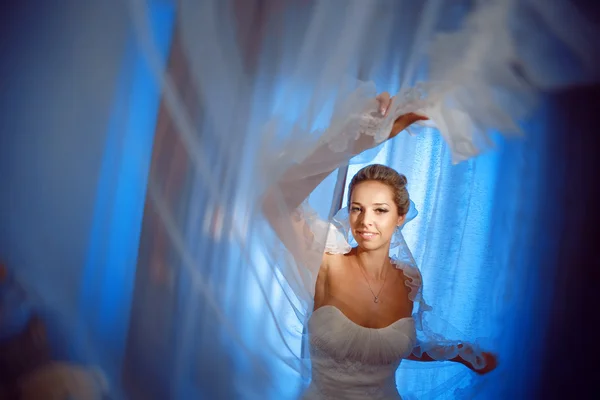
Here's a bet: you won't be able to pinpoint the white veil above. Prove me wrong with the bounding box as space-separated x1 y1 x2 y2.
130 1 598 398
1 0 598 399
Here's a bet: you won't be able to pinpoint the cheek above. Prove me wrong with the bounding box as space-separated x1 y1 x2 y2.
350 214 397 235
349 215 360 231
378 219 397 236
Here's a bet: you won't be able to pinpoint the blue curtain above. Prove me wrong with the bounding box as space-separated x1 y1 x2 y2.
0 1 175 396
80 0 175 385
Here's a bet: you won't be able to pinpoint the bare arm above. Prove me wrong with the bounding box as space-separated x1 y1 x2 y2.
408 344 498 375
262 93 426 258
261 93 426 298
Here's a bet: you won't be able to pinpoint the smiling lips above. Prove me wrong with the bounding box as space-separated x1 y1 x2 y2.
357 231 378 240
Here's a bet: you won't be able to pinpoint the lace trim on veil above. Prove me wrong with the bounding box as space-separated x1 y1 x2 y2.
318 80 513 165
301 200 488 370
302 199 430 315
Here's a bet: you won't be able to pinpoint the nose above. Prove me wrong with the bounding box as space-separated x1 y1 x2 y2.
358 209 375 227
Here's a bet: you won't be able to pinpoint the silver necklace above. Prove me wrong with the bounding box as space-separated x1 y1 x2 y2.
356 258 389 303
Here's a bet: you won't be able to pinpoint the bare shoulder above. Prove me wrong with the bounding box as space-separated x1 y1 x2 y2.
314 253 348 308
323 251 347 265
323 252 353 275
318 253 347 280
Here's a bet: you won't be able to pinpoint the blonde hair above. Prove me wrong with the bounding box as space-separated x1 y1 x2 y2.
348 164 409 215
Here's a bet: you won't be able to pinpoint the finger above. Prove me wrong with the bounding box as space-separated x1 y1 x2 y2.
384 96 395 117
376 94 389 115
376 92 390 115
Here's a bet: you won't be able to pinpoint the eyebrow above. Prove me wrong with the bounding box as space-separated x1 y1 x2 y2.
351 202 390 207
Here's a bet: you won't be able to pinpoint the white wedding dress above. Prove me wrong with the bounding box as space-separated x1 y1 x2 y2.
302 263 420 400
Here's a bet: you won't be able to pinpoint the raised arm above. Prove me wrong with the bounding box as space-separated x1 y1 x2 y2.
261 93 426 299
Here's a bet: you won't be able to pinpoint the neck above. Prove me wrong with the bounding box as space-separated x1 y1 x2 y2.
355 245 390 280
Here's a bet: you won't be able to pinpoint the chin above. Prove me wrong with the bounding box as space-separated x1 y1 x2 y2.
355 239 386 251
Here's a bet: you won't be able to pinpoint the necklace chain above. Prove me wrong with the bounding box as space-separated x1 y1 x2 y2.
356 257 389 304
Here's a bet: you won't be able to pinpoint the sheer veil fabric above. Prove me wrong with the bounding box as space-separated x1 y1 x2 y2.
2 0 598 399
130 1 597 398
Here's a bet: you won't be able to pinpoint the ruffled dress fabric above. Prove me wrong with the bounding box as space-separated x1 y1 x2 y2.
302 260 419 400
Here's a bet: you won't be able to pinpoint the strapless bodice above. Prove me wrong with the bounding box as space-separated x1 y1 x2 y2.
301 305 416 400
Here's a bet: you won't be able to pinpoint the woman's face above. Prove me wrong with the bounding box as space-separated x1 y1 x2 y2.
349 181 405 251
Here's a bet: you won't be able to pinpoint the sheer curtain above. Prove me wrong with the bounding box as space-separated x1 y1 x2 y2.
1 0 598 399
126 1 597 399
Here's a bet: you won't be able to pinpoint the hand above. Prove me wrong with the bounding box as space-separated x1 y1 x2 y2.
376 92 428 140
469 351 498 375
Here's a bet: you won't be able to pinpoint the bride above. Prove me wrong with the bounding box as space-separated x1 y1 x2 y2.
263 92 497 399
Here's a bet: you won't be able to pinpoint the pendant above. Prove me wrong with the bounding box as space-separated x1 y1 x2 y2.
374 297 379 303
